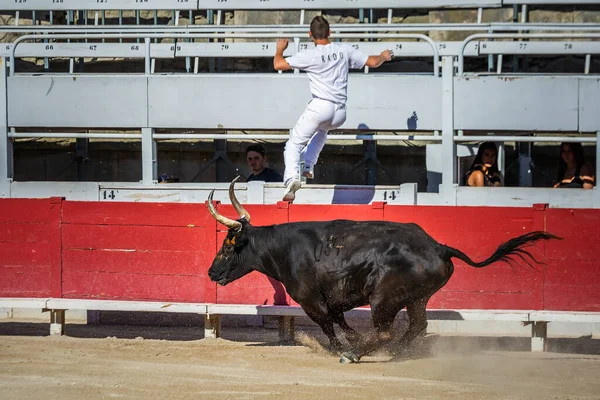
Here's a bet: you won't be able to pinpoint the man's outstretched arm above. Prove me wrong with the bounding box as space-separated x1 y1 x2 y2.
365 50 393 68
273 39 292 71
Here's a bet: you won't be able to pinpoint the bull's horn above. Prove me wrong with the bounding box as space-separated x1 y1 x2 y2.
229 176 251 223
207 189 242 231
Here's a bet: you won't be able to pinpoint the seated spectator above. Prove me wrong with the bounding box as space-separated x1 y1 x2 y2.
464 142 503 187
553 142 595 189
245 144 283 183
158 173 179 183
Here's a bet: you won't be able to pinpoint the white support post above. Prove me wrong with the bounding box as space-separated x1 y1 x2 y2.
400 183 418 205
0 57 10 198
440 56 456 205
204 314 221 339
296 11 305 77
497 54 503 74
531 321 547 352
585 55 591 74
246 180 265 204
596 132 600 185
144 38 151 75
141 128 156 185
487 27 494 72
50 310 66 336
498 142 506 185
293 37 300 75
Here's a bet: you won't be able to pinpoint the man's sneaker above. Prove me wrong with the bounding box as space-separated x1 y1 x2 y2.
302 165 314 179
282 179 302 202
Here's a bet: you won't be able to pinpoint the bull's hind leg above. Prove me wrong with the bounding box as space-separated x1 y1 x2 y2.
339 299 405 364
393 296 430 356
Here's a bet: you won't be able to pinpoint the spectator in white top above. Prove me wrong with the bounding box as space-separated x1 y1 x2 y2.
273 16 393 202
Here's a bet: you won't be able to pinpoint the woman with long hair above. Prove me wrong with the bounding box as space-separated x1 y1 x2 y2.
554 142 595 189
464 142 503 187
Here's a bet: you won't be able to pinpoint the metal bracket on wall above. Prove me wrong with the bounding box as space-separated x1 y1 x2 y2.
347 140 392 185
191 139 244 182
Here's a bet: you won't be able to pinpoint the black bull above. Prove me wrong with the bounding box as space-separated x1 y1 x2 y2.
207 177 560 364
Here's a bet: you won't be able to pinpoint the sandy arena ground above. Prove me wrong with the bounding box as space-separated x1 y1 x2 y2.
1 321 600 400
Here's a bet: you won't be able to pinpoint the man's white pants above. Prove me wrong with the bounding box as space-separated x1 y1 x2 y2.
283 98 346 186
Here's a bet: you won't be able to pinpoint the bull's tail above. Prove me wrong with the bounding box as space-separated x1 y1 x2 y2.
441 231 561 268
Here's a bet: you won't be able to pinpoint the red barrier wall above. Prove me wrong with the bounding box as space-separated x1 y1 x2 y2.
0 198 62 298
1 198 599 312
544 208 600 311
60 201 216 303
384 204 546 311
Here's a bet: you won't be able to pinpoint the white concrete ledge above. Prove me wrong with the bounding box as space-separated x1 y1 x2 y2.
425 309 533 321
206 304 307 317
529 310 600 323
2 298 599 352
45 299 209 314
0 298 50 309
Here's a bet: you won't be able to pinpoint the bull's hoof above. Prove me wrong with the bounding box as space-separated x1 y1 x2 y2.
339 351 360 364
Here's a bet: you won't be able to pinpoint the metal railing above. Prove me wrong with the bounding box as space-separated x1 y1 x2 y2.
0 0 500 11
459 33 600 74
8 131 596 144
2 22 600 35
8 32 441 76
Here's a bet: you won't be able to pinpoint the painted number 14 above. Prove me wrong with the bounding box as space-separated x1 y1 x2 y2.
383 191 399 201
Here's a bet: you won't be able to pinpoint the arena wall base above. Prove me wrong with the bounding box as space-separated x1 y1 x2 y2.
2 299 600 353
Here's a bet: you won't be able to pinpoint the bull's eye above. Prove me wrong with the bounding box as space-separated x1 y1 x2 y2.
225 236 238 247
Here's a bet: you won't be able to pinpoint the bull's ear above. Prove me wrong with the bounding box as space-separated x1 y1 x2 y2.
230 236 236 245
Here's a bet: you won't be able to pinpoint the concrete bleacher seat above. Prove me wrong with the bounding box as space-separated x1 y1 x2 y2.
2 0 597 27
0 0 500 12
0 1 597 200
0 0 199 11
0 27 598 207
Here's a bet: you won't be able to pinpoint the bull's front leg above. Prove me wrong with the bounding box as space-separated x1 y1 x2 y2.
302 307 344 352
339 300 402 363
332 313 363 348
339 326 394 364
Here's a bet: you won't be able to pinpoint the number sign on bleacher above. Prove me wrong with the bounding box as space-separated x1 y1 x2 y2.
1 0 198 11
1 0 505 11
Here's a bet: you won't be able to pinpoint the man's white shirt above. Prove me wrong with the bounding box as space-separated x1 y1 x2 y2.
285 42 369 106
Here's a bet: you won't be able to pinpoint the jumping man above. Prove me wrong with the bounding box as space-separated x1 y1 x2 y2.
273 16 393 202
